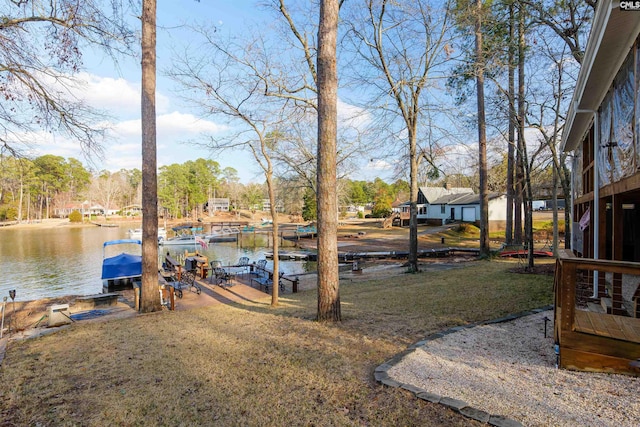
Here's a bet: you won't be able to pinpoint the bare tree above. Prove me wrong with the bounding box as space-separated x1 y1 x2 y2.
271 113 364 191
88 171 125 219
0 0 135 157
168 32 292 307
523 0 594 64
345 0 455 271
525 0 594 249
316 0 341 321
140 0 161 313
525 36 577 256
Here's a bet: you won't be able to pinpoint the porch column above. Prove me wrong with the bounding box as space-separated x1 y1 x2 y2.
593 112 600 298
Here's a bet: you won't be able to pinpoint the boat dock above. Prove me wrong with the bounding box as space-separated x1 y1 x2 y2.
339 247 480 261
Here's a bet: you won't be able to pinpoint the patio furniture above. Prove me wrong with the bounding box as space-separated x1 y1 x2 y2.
237 256 250 276
212 266 233 288
176 257 202 295
255 259 267 277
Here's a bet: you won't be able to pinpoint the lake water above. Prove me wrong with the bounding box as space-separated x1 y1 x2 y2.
0 225 315 302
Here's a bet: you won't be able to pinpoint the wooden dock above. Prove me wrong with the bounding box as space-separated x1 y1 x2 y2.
339 247 479 261
91 221 119 227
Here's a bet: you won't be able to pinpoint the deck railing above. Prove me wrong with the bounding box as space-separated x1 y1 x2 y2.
555 250 640 375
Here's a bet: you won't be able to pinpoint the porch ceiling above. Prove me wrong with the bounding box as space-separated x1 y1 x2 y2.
562 2 640 152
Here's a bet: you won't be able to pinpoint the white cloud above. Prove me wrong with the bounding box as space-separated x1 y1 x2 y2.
76 73 171 117
157 111 227 134
337 99 371 131
366 159 393 171
78 73 141 116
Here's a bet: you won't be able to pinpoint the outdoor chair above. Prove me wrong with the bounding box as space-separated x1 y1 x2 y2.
176 261 201 295
256 259 267 277
212 267 232 288
237 256 250 276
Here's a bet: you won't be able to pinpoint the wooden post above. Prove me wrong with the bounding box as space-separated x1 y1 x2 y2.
134 286 140 311
561 261 576 334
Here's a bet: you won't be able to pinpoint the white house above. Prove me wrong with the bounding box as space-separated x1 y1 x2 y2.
207 198 230 212
55 201 113 218
262 198 284 213
443 193 508 231
416 186 474 223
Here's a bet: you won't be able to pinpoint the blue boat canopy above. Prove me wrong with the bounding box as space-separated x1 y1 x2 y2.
101 252 142 280
101 239 142 281
103 239 142 247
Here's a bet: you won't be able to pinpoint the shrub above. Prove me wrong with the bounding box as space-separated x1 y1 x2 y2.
0 205 17 221
453 223 479 235
69 210 83 223
357 211 364 219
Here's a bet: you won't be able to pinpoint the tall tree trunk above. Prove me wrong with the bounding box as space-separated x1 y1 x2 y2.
316 0 340 322
513 1 524 247
39 188 43 220
517 4 534 269
18 175 23 222
506 2 515 245
140 0 161 313
408 125 419 272
267 172 279 306
475 0 490 257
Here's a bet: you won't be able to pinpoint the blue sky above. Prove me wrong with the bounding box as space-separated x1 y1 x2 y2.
31 1 396 184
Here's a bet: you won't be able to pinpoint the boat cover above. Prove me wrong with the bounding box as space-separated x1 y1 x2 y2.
101 252 142 280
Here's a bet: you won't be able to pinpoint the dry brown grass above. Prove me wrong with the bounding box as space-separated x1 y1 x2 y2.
0 260 553 426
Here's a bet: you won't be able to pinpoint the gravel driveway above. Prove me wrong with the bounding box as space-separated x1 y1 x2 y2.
384 310 640 426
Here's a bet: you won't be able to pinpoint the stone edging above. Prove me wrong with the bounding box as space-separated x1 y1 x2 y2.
374 305 554 427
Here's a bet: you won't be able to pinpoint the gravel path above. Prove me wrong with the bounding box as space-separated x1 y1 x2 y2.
387 310 640 427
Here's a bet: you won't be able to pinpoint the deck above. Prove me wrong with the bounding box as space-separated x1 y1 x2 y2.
574 310 640 344
554 250 640 375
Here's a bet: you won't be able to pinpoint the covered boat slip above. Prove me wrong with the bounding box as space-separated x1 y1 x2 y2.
101 239 142 292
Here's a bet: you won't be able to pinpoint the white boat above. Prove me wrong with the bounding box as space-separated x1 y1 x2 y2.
160 234 197 246
160 226 210 248
127 227 167 241
204 226 240 242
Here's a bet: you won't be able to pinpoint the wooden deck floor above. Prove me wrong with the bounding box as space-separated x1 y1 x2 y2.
574 310 640 344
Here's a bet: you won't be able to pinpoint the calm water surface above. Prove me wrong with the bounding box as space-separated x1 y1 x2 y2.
0 225 314 302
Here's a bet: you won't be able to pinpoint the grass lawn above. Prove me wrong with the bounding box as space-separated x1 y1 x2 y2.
0 260 554 426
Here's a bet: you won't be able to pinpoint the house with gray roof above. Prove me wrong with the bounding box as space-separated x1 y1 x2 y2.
416 186 473 224
399 186 508 231
435 192 508 231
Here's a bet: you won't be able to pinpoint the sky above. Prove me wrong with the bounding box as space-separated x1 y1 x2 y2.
30 1 396 184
